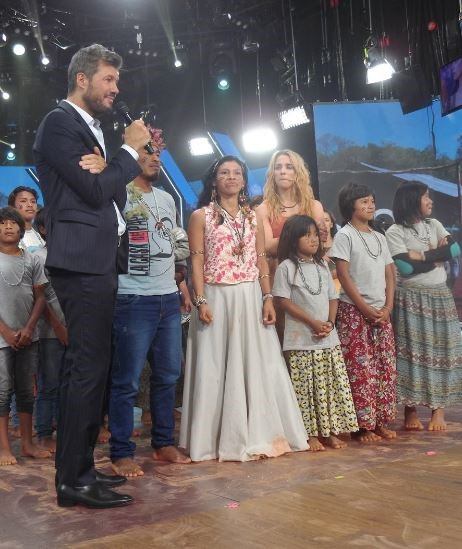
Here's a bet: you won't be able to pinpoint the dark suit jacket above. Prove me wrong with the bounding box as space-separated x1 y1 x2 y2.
33 100 141 275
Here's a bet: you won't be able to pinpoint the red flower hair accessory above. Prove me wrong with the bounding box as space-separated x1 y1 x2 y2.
147 126 166 154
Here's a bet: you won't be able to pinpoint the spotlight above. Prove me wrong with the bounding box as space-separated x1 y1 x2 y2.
12 43 26 56
1 90 10 100
364 39 395 84
10 143 15 149
41 54 50 66
242 127 277 153
217 77 230 91
1 32 7 47
174 58 182 68
6 150 16 161
366 59 395 84
189 137 213 156
209 49 236 91
278 105 310 130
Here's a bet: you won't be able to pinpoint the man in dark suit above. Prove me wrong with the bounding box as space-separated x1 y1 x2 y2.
33 44 150 508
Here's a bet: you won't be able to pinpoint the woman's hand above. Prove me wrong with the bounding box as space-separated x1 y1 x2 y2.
262 299 276 325
198 303 213 324
376 307 390 325
79 147 107 174
408 250 423 261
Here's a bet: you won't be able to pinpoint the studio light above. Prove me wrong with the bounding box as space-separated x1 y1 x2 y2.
364 39 395 84
1 90 10 100
217 77 230 91
189 137 213 156
41 54 50 66
242 127 277 153
12 43 26 56
174 58 182 68
366 59 395 84
1 32 7 47
6 150 16 161
278 105 310 130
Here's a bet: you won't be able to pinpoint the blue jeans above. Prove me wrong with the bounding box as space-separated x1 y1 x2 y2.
36 338 65 438
109 292 181 460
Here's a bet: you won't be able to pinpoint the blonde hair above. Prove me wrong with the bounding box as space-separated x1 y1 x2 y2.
263 149 315 222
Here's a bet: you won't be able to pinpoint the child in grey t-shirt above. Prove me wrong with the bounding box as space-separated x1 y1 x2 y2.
273 215 358 452
330 183 396 445
0 207 50 466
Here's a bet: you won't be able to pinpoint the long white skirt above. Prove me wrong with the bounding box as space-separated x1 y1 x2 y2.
179 280 309 462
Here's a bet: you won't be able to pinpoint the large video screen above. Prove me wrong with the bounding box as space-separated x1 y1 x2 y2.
313 99 462 317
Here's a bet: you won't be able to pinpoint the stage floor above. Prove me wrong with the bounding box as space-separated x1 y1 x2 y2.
2 407 462 548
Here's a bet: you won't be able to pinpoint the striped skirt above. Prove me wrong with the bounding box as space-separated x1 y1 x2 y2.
393 282 462 408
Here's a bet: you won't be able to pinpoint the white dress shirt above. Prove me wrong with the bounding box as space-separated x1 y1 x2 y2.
64 99 139 236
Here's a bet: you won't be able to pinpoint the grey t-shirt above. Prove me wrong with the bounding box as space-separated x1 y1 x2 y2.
32 247 66 339
385 219 449 287
330 224 393 308
118 186 178 296
0 249 48 348
272 258 340 351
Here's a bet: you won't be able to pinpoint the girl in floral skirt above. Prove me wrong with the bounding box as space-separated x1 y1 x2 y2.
273 215 358 451
330 183 397 444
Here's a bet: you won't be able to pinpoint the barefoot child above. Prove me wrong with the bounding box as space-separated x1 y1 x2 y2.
0 207 50 465
330 183 397 444
273 215 358 451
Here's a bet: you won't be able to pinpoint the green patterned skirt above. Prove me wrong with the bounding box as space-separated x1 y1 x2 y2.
287 345 358 438
393 282 462 408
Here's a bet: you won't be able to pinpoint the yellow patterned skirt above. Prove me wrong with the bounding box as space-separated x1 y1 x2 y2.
287 346 359 437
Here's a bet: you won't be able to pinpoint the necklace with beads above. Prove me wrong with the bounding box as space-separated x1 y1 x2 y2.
0 249 25 286
348 222 382 260
297 257 322 295
218 203 247 261
409 220 431 246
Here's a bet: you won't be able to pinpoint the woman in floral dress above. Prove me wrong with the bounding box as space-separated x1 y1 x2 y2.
179 156 309 462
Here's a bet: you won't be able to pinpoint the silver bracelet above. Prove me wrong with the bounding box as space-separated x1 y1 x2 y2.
192 295 207 307
262 293 274 301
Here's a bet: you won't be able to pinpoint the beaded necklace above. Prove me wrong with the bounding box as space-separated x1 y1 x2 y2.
0 249 25 286
409 220 431 246
347 222 382 260
297 257 322 295
218 203 247 261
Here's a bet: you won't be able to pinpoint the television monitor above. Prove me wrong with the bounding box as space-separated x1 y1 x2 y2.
440 57 462 116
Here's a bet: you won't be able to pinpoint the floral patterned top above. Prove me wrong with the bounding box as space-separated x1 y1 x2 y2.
203 204 259 285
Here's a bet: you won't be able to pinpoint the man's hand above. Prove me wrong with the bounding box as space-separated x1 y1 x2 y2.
124 119 151 154
53 323 68 346
79 147 107 174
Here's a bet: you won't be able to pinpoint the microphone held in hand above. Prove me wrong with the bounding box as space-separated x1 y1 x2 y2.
115 101 154 154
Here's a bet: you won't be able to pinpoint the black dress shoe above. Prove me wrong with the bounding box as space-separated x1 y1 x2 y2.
95 471 127 487
56 483 133 509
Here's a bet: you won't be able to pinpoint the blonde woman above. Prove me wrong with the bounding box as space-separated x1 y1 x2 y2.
256 150 325 340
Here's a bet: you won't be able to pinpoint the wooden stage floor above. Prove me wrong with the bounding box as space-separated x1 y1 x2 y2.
2 406 462 548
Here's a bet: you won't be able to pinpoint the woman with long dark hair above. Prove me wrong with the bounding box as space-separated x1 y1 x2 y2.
180 156 308 461
386 181 462 431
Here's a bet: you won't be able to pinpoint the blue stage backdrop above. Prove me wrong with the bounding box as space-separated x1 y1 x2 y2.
313 99 462 318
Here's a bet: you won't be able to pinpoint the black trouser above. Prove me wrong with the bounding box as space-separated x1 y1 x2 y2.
50 269 118 488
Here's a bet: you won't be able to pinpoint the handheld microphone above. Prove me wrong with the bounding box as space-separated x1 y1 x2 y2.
115 101 155 154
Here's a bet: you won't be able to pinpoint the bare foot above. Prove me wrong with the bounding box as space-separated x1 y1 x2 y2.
404 406 424 431
141 411 152 426
98 426 111 444
354 429 382 443
9 426 21 439
322 435 347 449
111 457 144 477
21 442 52 459
428 408 447 431
152 446 192 463
38 437 57 453
374 426 397 439
308 436 325 452
0 449 18 466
